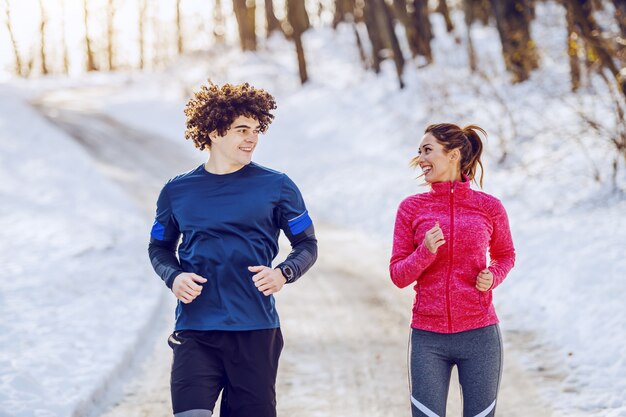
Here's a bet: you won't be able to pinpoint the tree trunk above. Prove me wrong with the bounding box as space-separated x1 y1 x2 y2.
60 0 70 74
106 0 115 70
265 0 282 36
391 0 409 25
564 0 623 95
490 0 539 83
213 0 226 44
565 0 618 74
4 0 23 76
565 0 580 91
381 0 405 87
83 0 97 71
391 0 421 58
38 0 48 75
437 0 454 32
362 0 384 72
333 0 356 28
463 0 478 71
287 0 310 83
614 0 626 37
138 0 147 69
362 0 405 87
464 0 490 25
293 34 308 83
286 0 310 34
176 0 184 54
151 2 165 67
233 0 257 51
353 22 369 69
408 0 433 63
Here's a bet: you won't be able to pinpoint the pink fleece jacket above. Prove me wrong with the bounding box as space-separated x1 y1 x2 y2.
390 178 515 334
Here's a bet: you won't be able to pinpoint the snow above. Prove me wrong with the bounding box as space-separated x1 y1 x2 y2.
1 1 625 416
0 85 163 417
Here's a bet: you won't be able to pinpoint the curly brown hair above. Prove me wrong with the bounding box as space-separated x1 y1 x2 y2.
184 81 277 150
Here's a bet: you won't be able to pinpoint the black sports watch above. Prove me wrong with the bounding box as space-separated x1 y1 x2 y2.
278 264 295 283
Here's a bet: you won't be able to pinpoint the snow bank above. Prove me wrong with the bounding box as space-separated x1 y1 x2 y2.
0 85 162 417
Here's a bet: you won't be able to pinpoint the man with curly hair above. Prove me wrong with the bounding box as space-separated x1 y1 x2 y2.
148 81 318 417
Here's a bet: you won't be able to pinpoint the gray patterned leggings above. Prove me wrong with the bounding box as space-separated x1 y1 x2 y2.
409 324 503 417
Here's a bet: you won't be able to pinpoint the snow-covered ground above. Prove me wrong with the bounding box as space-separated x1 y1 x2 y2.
1 1 625 416
0 84 163 417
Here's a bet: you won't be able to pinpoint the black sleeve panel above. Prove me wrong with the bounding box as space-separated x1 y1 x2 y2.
148 237 184 289
276 223 318 283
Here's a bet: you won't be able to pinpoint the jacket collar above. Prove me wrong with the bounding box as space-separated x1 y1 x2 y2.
429 175 472 197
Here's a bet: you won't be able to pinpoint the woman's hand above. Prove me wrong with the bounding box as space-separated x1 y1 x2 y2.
423 222 445 254
475 269 493 292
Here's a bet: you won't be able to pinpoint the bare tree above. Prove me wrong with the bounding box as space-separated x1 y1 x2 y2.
381 0 405 87
138 0 147 69
38 0 49 75
362 0 405 87
614 0 626 37
463 0 493 71
464 0 491 25
233 0 257 50
564 1 619 75
437 0 454 32
265 0 282 36
464 0 478 71
106 0 115 70
565 0 581 91
390 0 409 25
213 0 226 44
151 2 170 67
490 0 539 83
83 0 97 71
563 0 626 168
176 0 183 54
564 0 624 95
333 0 356 28
408 0 433 63
362 0 384 72
60 0 70 74
286 0 310 83
390 0 425 61
352 19 369 69
4 0 23 76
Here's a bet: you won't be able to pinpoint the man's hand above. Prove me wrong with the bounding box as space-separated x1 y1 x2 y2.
475 269 494 292
172 272 207 304
249 266 286 296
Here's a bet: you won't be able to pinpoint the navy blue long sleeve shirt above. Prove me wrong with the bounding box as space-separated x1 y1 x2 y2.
148 162 317 331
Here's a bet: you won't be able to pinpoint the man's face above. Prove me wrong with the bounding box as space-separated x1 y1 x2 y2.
210 115 261 168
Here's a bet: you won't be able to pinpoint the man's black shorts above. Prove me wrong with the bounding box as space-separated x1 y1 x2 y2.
168 328 284 417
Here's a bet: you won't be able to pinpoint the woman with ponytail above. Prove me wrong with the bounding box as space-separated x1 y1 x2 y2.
389 123 515 417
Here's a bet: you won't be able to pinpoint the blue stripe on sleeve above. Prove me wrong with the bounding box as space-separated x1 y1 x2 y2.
288 210 312 235
151 220 165 240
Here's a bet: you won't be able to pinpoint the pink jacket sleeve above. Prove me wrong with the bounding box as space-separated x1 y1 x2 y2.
389 202 437 288
487 200 516 290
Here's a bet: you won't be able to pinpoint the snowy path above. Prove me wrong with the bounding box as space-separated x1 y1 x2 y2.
34 90 558 417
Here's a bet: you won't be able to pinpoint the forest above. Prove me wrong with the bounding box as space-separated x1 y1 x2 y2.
3 0 626 180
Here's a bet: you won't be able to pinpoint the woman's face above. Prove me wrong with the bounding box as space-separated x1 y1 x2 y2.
416 133 460 183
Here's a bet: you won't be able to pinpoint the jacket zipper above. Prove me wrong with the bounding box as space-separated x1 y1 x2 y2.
446 184 455 332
